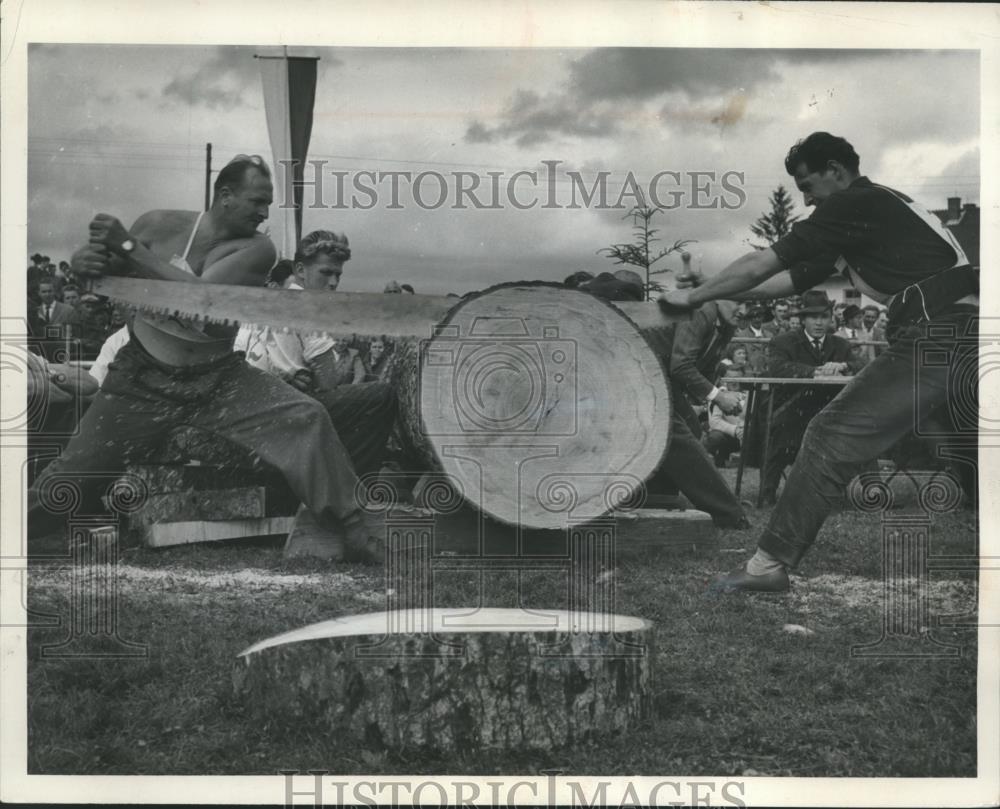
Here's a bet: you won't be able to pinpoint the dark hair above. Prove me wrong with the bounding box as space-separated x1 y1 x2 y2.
564 270 594 289
213 155 271 198
268 259 294 285
784 132 860 175
294 230 351 264
400 283 414 294
62 284 80 294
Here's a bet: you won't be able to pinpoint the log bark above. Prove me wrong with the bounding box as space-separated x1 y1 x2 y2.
233 608 653 752
394 283 672 530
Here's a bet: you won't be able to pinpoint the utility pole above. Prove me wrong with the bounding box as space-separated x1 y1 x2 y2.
204 142 212 211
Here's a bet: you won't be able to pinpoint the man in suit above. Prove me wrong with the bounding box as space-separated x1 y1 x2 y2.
35 278 79 360
836 303 872 367
36 279 76 329
759 290 864 505
734 303 775 374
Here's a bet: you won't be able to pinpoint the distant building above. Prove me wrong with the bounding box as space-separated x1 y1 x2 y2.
814 195 980 308
932 196 979 270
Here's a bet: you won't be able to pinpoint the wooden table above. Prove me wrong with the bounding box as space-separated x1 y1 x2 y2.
724 375 852 508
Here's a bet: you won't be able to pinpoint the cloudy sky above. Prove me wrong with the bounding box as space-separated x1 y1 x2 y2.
28 46 979 294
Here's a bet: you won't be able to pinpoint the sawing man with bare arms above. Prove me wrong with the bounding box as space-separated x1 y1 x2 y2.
28 155 386 562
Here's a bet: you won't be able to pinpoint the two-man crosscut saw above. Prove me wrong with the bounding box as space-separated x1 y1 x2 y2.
92 276 689 339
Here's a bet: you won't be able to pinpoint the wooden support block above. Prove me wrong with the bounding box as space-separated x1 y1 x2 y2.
612 508 716 555
131 486 266 526
425 504 715 558
138 516 295 548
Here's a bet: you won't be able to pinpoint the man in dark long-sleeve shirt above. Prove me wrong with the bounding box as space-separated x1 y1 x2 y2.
661 131 978 592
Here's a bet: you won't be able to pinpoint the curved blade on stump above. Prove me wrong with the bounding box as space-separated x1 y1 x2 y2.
233 608 654 752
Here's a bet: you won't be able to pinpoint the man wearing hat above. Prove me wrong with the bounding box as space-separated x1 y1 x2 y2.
73 292 113 361
759 290 861 505
580 271 645 302
661 131 978 591
734 303 776 375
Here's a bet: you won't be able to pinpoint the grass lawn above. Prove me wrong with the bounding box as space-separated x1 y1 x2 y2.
25 469 979 777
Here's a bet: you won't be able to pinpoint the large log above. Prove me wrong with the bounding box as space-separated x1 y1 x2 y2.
395 283 672 530
233 607 654 752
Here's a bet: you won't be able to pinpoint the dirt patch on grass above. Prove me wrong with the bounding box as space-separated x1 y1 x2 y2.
31 563 368 594
792 573 976 616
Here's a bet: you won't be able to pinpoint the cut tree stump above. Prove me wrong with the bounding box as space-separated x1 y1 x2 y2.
233 607 653 752
395 283 672 531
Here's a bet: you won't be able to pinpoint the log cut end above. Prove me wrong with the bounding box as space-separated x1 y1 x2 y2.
398 284 671 530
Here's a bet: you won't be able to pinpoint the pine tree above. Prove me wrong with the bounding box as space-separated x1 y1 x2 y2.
599 202 693 299
749 185 799 249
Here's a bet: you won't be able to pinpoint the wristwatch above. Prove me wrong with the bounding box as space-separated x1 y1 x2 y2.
120 238 136 255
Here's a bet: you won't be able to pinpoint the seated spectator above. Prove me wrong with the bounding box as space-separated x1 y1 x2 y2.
704 368 748 468
836 304 871 367
61 285 82 308
235 229 395 478
74 293 113 361
267 258 295 289
836 304 863 340
721 343 753 377
383 280 403 294
327 336 366 386
759 290 863 505
772 299 792 333
35 279 77 361
363 336 395 383
860 304 883 359
734 303 775 374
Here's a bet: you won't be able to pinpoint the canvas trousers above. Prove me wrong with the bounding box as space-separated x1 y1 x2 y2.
27 337 394 539
759 306 978 567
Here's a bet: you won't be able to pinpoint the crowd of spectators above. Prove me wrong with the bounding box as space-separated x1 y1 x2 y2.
26 252 125 362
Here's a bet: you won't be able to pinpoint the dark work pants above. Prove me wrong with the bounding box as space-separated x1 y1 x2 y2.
760 307 978 567
704 430 741 467
648 407 746 527
28 339 392 538
760 441 797 501
313 382 397 477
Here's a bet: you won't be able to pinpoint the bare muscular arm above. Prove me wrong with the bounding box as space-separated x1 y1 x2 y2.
76 212 275 287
